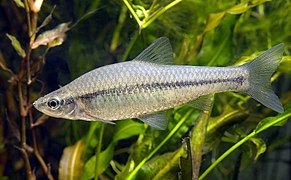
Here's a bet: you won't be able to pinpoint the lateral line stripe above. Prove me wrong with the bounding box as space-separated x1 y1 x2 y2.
77 76 245 99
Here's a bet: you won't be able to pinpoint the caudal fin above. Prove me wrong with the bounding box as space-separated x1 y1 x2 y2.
243 44 284 113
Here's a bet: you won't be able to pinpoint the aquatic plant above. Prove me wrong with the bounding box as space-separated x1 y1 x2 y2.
0 0 291 179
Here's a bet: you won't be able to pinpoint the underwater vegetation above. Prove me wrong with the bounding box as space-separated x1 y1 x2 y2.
0 0 291 179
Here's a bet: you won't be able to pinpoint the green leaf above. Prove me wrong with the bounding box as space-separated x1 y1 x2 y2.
249 137 266 160
226 3 250 14
82 143 115 180
278 56 291 73
255 106 291 134
82 120 144 180
125 110 195 179
83 122 101 160
59 140 86 180
166 108 199 148
85 122 100 148
199 106 291 179
13 0 24 8
31 22 70 49
204 12 225 33
113 120 145 143
203 0 269 34
6 34 26 58
136 148 185 180
227 0 270 14
48 34 67 48
197 15 236 66
274 118 289 126
179 138 193 180
36 5 56 33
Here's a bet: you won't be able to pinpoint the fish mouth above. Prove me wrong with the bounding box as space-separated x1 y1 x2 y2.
32 100 38 110
32 98 52 116
33 99 41 111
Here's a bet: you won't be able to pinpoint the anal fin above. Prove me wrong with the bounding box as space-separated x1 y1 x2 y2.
187 94 214 111
138 111 168 130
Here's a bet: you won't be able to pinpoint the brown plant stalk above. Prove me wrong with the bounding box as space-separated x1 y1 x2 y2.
18 82 33 180
16 0 54 179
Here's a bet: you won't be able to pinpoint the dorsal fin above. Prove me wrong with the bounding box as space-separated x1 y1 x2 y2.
134 37 174 65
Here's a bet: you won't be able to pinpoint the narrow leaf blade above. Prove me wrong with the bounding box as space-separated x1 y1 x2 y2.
32 22 70 49
113 120 145 143
59 140 86 180
6 34 26 58
255 106 291 134
204 12 225 33
82 143 115 180
13 0 24 8
249 137 266 160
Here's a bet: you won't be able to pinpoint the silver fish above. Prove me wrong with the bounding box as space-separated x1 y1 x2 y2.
33 37 284 130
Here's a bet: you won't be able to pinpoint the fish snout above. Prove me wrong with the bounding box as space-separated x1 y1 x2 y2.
33 99 41 111
32 100 38 109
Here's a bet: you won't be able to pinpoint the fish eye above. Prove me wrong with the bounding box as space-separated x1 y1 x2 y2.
48 97 61 110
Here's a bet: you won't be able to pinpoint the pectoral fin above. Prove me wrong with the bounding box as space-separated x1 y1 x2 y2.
138 111 168 130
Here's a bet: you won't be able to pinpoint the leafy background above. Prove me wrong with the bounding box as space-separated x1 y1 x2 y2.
0 0 291 179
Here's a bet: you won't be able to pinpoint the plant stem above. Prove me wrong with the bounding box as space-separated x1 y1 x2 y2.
141 0 182 29
121 31 139 61
199 112 291 179
29 111 54 180
18 82 33 180
122 0 141 27
23 0 32 85
198 131 255 180
21 1 54 179
23 0 32 36
110 4 128 52
148 0 158 15
94 123 105 180
126 110 194 179
206 109 241 134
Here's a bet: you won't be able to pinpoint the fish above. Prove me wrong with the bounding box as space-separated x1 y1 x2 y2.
33 37 284 130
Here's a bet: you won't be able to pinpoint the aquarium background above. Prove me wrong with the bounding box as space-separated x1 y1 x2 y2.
0 0 291 179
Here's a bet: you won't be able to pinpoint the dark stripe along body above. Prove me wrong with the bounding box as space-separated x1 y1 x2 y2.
66 61 248 120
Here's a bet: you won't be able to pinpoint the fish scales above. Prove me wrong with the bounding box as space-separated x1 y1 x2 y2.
63 61 248 120
33 37 284 130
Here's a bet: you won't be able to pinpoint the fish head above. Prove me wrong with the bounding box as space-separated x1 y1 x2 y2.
33 89 77 119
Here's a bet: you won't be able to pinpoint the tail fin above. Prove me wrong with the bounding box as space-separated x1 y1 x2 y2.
243 44 284 113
